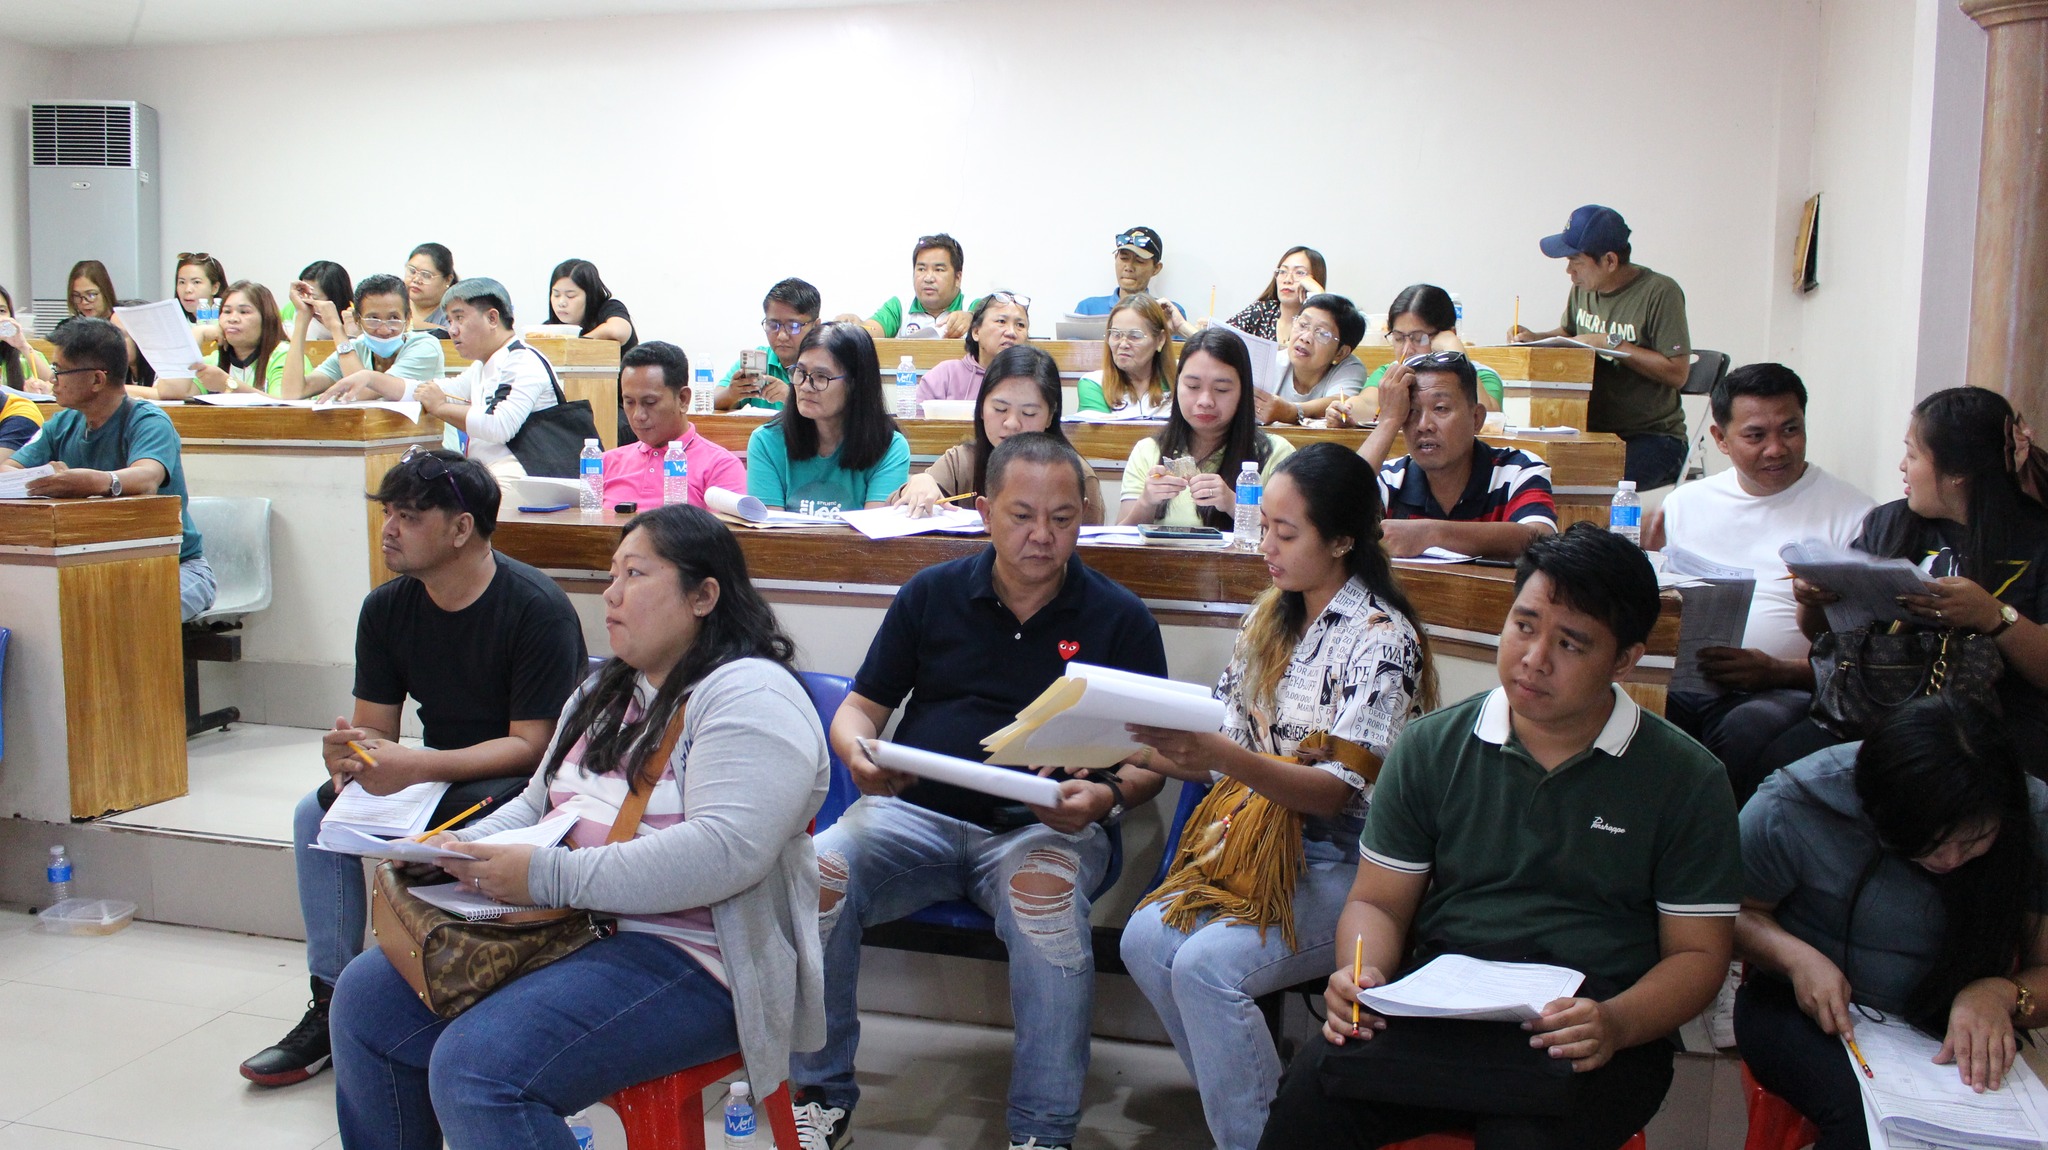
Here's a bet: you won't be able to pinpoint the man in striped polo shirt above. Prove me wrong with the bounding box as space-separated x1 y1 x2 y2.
1360 350 1557 560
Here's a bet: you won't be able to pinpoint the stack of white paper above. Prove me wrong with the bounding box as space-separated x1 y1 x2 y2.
705 486 844 528
1780 539 1937 632
1513 336 1632 359
1852 1014 2048 1149
1355 954 1586 1023
318 780 451 840
0 464 56 499
862 741 1064 806
111 299 204 379
839 504 985 540
1657 547 1757 698
982 663 1226 770
314 810 578 864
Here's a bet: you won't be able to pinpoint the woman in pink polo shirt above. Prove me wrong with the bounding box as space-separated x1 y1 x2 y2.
602 341 747 508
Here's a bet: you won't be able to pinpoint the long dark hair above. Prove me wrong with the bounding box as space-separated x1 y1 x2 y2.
298 260 353 319
1386 283 1457 332
67 259 118 318
0 284 26 388
1158 326 1274 530
971 344 1070 497
1255 245 1327 305
543 505 799 784
216 281 285 379
1866 387 2046 589
774 321 896 472
1848 696 2037 1033
548 258 615 330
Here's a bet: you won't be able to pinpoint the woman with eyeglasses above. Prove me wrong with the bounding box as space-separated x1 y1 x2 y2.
1120 327 1296 529
1331 285 1501 428
60 259 152 389
291 274 448 402
1257 293 1367 426
1736 696 2048 1147
1078 294 1172 418
892 344 1105 522
746 323 910 516
156 280 310 399
1196 246 1326 347
913 291 1030 408
404 243 460 336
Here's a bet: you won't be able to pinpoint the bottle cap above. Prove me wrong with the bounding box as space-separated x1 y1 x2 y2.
1618 480 1637 491
584 438 600 448
731 1080 751 1099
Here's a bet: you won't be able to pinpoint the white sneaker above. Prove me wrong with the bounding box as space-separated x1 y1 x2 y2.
794 1099 851 1150
1009 1140 1072 1150
1705 960 1742 1048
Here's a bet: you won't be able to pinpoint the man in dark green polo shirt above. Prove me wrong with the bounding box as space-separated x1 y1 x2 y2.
1258 523 1740 1150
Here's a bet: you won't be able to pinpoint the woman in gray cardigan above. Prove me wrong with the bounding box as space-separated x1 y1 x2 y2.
328 504 828 1150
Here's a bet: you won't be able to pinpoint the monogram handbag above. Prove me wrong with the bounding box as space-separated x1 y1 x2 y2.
1809 625 2004 740
370 701 685 1019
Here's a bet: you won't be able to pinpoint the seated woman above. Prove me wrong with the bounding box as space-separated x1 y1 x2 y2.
1 285 53 392
746 322 910 515
328 503 828 1149
1259 293 1367 425
404 242 460 336
173 251 228 349
542 258 638 351
1119 327 1296 529
1754 386 2048 782
1737 695 2048 1148
1077 294 1172 418
892 344 1104 523
913 291 1030 407
1334 284 1502 426
1121 442 1434 1150
1198 246 1326 345
284 260 353 338
159 282 309 399
61 259 151 389
292 274 447 402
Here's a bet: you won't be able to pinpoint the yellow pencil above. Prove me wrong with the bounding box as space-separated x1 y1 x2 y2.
1845 1033 1874 1079
1208 285 1217 318
347 740 378 768
936 491 977 506
1352 935 1364 1030
413 796 495 841
1513 295 1521 336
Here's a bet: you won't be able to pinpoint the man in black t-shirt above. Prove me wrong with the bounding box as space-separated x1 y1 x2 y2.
790 434 1169 1150
239 449 586 1087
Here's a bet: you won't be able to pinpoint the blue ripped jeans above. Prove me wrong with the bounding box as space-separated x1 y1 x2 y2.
789 796 1109 1145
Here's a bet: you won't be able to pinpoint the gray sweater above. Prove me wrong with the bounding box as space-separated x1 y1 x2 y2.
457 656 829 1094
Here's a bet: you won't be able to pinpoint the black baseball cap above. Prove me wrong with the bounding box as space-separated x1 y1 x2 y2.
1539 205 1631 259
1115 227 1163 261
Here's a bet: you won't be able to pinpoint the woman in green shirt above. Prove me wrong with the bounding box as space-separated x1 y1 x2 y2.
746 322 910 515
1120 327 1295 528
162 281 309 399
1077 293 1173 418
1330 284 1501 427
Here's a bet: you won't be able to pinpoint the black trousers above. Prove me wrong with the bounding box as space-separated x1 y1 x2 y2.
1667 688 1814 807
1735 975 1869 1150
1255 1035 1674 1150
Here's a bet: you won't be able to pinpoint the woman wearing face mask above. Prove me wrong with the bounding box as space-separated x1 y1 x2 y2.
913 291 1031 406
1737 696 2048 1147
1077 294 1172 418
892 344 1104 522
293 274 448 402
1257 293 1367 425
1204 246 1326 347
404 243 459 336
1119 327 1296 528
1334 284 1502 428
158 281 310 399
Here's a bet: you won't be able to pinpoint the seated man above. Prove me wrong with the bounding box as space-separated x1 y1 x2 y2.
714 276 819 412
1359 351 1557 559
603 340 746 508
793 433 1169 1150
1260 523 1741 1150
1649 363 1872 805
238 448 586 1087
3 316 215 619
836 233 974 339
1072 226 1184 323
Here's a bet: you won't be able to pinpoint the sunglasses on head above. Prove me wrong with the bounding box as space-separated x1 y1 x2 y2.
1115 231 1157 253
1404 350 1471 370
399 444 471 515
176 252 213 263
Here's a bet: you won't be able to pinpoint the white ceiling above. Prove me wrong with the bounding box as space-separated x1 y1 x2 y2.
0 0 934 50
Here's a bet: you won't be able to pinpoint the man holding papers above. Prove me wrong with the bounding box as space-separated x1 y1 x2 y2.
1260 524 1741 1150
790 434 1168 1150
239 449 585 1088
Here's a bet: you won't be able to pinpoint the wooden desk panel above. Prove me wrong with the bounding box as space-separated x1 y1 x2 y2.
0 494 182 551
164 404 442 446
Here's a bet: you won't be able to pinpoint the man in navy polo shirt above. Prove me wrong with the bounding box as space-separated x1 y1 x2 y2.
1360 350 1557 560
792 433 1169 1150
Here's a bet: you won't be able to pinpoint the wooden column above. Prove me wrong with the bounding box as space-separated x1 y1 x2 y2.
1962 0 2048 422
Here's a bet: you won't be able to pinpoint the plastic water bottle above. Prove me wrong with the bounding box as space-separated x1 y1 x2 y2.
1609 480 1641 546
1232 462 1263 552
1449 292 1465 326
894 355 919 420
689 367 715 417
662 438 688 507
579 438 603 513
46 845 72 905
722 1081 758 1148
565 1111 596 1150
197 296 220 324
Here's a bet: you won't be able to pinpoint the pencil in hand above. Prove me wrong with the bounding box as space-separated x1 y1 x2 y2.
935 491 977 506
347 740 379 768
1352 935 1364 1032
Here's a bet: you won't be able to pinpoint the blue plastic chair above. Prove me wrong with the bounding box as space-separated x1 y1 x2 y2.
797 671 862 827
0 628 10 762
1147 777 1214 890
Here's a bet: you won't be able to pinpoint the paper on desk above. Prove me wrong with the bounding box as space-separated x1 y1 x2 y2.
1067 407 1166 424
863 740 1065 807
1780 539 1937 632
187 392 301 407
838 504 985 540
1507 425 1580 436
316 399 424 422
112 298 205 379
1851 1012 2048 1148
1514 336 1632 358
705 486 843 527
0 463 56 499
1399 547 1479 565
323 780 452 837
1078 525 1147 545
1355 954 1586 1023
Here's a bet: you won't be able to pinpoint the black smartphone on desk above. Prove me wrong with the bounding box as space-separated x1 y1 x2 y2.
1138 525 1225 542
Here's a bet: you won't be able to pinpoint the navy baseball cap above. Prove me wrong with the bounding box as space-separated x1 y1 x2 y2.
1115 227 1163 261
1539 205 1631 259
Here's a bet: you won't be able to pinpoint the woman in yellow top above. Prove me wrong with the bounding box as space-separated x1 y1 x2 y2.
157 282 311 399
1119 327 1295 528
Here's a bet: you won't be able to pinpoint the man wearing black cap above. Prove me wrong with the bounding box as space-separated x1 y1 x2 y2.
1073 226 1184 322
1512 205 1692 487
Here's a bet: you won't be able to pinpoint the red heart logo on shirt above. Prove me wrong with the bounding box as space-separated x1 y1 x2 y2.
1058 640 1079 660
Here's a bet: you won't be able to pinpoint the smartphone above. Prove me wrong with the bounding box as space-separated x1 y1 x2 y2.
1138 525 1225 542
740 348 767 374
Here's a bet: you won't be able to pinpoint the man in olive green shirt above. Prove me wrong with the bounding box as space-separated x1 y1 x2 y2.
1512 205 1693 487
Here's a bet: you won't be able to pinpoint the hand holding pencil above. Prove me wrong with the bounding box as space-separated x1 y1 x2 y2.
1321 935 1388 1046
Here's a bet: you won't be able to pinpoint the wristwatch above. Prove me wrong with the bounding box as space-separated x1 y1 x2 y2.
2010 977 2033 1022
1605 331 1625 350
1095 772 1127 826
1990 603 2021 637
105 472 122 498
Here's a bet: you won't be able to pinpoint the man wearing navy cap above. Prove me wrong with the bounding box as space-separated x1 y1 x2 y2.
1072 226 1185 322
1512 205 1693 487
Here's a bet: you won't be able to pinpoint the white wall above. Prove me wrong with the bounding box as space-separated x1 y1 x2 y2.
0 36 72 305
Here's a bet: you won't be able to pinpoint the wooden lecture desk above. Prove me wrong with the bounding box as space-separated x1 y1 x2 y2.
0 495 186 820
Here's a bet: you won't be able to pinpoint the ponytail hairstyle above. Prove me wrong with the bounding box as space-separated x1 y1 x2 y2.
548 258 615 330
1158 325 1274 530
543 505 799 784
1868 387 2045 588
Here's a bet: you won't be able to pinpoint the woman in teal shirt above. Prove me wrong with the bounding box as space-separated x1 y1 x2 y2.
160 281 310 399
746 322 909 515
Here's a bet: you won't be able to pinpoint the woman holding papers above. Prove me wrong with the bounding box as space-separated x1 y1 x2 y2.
157 281 311 399
293 274 447 402
1077 293 1173 418
328 504 828 1150
891 344 1104 522
1119 443 1436 1150
1119 326 1296 529
1736 696 2048 1146
746 321 910 515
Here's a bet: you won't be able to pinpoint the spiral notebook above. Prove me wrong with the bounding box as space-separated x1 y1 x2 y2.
408 881 541 921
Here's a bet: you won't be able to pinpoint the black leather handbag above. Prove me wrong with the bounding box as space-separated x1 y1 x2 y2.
1809 625 2004 740
502 344 602 478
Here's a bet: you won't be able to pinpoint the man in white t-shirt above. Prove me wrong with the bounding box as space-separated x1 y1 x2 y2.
410 277 560 481
1650 363 1872 803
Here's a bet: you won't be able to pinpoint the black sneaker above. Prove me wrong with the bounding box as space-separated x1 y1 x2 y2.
792 1088 852 1150
239 976 333 1087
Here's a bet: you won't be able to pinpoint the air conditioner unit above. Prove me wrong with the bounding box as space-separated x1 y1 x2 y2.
27 100 160 337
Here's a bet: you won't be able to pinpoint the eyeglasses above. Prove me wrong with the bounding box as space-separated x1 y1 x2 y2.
1273 267 1312 282
50 366 101 380
358 316 407 334
789 366 846 391
1106 328 1156 345
70 289 102 303
1295 326 1340 345
762 318 812 338
987 291 1031 309
1386 329 1438 348
402 266 444 283
399 444 471 515
1404 350 1472 370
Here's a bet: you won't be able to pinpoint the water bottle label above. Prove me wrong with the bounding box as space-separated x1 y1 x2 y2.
726 1111 757 1138
582 459 602 477
664 460 687 479
1609 506 1641 528
47 861 71 882
568 1123 596 1150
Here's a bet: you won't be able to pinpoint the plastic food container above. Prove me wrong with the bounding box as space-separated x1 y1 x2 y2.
920 400 975 420
39 898 137 935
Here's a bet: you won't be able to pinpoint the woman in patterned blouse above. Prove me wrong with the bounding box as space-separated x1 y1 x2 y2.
1192 245 1327 347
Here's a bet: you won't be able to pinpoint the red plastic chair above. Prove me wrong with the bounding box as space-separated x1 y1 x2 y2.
604 1052 800 1150
1388 1133 1648 1149
1741 1062 1820 1150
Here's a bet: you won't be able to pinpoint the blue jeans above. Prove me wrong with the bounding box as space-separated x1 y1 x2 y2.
331 931 738 1150
180 554 217 622
1121 843 1356 1150
296 785 365 987
791 796 1109 1144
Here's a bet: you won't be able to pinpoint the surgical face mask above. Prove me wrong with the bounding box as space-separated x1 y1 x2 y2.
361 332 406 358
